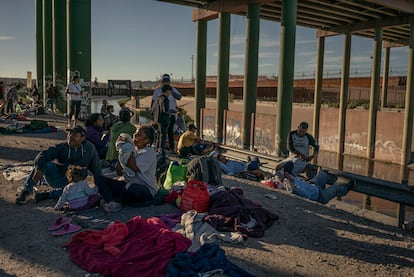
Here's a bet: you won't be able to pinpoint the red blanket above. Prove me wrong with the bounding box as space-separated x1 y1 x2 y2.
64 216 191 277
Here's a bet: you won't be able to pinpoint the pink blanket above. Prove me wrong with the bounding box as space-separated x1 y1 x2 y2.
64 216 191 277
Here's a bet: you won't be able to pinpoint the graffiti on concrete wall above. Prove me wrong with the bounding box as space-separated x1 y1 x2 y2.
225 119 241 147
375 140 402 160
202 115 215 142
254 127 274 155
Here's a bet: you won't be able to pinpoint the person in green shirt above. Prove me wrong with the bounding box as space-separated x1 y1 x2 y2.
105 110 137 164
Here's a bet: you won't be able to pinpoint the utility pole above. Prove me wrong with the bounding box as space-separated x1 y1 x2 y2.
191 54 194 82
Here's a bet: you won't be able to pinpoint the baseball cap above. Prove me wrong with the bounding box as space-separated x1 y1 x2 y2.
188 123 197 130
66 125 85 136
162 73 170 82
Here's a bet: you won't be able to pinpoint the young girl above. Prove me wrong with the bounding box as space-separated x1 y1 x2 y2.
115 133 136 177
54 165 101 211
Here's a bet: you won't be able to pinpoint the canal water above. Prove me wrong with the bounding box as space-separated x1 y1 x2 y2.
90 97 151 125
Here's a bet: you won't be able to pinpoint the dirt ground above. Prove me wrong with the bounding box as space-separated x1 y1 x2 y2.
0 113 413 277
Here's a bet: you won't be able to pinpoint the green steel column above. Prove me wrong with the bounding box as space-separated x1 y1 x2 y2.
367 27 382 159
52 0 67 112
216 12 231 144
195 19 207 136
381 47 390 108
67 0 91 120
275 0 297 156
43 0 53 106
242 4 260 149
35 0 43 95
312 36 325 143
401 22 414 165
338 33 352 155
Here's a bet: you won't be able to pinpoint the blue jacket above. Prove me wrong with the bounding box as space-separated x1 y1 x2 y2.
34 140 102 177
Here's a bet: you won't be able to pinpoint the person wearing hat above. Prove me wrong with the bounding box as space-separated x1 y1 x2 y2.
177 123 210 157
66 75 83 127
15 126 102 204
151 73 182 153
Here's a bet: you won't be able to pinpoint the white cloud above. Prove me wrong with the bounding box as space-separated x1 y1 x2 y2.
230 34 245 46
350 55 371 64
259 52 276 58
230 53 244 59
259 63 274 68
260 38 279 48
296 39 315 45
297 51 315 57
229 62 241 70
324 56 342 63
0 36 15 41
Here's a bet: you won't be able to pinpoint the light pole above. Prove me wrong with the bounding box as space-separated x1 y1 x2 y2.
191 54 194 82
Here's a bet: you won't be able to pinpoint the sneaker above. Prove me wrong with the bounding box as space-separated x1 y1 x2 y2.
103 201 123 213
34 191 50 203
345 180 356 191
16 190 31 204
326 173 338 185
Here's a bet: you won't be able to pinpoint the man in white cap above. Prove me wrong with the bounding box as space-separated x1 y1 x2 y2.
151 73 182 153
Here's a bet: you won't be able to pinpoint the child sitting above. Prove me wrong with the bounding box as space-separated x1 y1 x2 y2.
54 165 100 211
115 133 136 177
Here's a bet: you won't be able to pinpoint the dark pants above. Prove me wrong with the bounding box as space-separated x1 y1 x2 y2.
95 175 153 205
6 101 14 113
96 146 108 160
159 116 169 153
69 100 81 120
168 115 176 150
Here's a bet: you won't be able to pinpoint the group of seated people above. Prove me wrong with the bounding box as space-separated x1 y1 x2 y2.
15 115 354 212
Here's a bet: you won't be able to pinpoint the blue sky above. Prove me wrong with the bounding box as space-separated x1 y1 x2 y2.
0 0 409 82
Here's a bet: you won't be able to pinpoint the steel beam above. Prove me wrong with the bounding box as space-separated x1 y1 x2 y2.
35 0 43 94
195 19 207 136
43 0 53 106
313 36 325 143
216 13 230 143
275 0 297 156
338 33 352 155
367 27 382 160
242 4 260 149
381 47 390 108
401 22 414 165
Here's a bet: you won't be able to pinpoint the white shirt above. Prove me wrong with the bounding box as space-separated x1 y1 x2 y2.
152 86 182 112
66 82 82 101
123 146 158 196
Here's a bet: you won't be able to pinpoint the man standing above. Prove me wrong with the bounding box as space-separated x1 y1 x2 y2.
15 126 102 204
151 73 182 153
152 85 171 154
6 84 18 114
66 75 82 127
277 121 319 176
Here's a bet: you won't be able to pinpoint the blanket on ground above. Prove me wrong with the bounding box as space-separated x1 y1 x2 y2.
174 210 244 252
64 216 191 277
166 243 255 277
2 165 33 181
204 188 279 237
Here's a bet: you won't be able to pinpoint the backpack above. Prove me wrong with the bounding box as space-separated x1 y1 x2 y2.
186 156 222 186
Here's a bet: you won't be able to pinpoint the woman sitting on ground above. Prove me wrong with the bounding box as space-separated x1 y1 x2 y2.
105 109 137 165
85 113 110 159
95 125 158 212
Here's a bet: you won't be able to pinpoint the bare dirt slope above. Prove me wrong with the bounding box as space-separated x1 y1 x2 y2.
0 114 413 277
